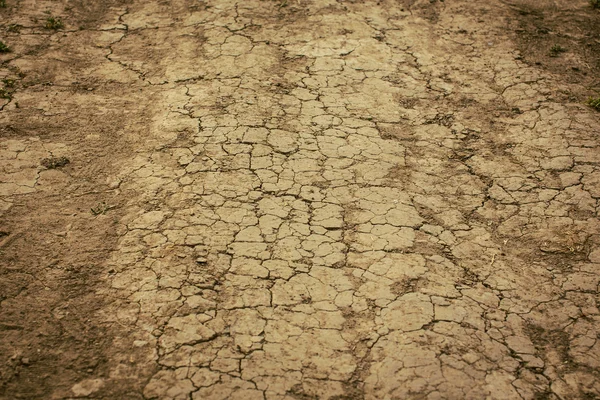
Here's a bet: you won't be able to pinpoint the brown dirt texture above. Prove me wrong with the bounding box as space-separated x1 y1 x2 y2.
1 0 600 399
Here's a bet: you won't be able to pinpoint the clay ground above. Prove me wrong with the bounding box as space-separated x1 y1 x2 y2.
1 0 600 398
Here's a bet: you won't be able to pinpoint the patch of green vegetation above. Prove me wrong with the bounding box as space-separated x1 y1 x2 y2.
2 78 15 87
591 0 600 9
0 41 9 53
0 89 11 100
7 24 21 33
549 44 566 57
587 96 600 111
44 16 64 30
0 0 6 8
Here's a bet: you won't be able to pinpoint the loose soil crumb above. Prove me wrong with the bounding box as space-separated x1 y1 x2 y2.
40 156 70 169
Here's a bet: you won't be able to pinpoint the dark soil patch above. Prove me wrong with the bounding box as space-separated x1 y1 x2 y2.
41 156 70 169
508 0 600 94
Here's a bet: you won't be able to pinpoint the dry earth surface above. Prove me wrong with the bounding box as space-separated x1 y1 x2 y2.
1 0 600 399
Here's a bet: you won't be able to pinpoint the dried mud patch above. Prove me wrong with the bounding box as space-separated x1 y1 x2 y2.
1 0 600 398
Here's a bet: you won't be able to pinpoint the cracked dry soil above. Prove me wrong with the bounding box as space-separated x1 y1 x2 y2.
1 0 600 399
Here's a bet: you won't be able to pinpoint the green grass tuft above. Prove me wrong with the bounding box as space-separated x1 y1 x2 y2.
0 41 10 53
45 16 64 30
549 44 566 57
587 96 600 111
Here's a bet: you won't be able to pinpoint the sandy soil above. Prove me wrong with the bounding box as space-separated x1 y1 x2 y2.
1 0 600 399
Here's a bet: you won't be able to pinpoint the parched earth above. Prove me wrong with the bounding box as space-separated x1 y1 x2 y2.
1 0 600 399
